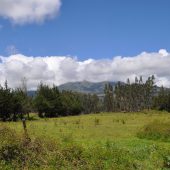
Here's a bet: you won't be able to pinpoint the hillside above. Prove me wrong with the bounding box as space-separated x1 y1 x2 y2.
58 81 117 94
27 81 116 96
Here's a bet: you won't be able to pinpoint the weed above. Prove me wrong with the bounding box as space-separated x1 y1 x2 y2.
54 121 58 127
137 120 170 141
121 119 126 124
116 119 120 123
164 156 170 168
62 120 67 125
61 133 73 143
94 118 100 126
75 119 81 125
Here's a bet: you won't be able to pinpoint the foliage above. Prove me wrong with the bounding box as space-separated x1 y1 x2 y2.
104 76 156 112
0 75 169 120
33 83 63 117
152 86 170 112
0 125 57 169
104 83 114 112
61 91 83 116
2 113 170 169
0 81 32 121
33 83 102 117
137 120 170 141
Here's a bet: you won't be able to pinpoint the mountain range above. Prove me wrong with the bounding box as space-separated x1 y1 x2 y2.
28 81 116 96
58 81 116 94
28 81 166 97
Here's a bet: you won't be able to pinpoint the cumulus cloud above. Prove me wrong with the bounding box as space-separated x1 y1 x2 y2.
0 49 170 90
159 49 168 57
0 0 61 24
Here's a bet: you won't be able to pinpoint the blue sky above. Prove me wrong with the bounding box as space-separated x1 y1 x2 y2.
0 0 170 89
0 0 170 60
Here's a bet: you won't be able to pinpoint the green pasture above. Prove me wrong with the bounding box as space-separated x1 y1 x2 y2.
1 111 170 169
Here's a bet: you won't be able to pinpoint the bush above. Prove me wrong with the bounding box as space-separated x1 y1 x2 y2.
94 118 100 126
0 126 55 169
137 121 170 141
2 125 170 169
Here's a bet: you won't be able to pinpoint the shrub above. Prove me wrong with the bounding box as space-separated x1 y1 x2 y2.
137 121 170 141
2 124 170 169
75 119 81 125
0 126 56 169
164 155 170 168
61 133 74 143
121 119 126 124
94 118 100 126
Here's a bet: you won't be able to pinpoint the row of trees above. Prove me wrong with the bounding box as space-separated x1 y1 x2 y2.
153 87 170 112
104 76 156 112
0 75 170 121
0 81 102 121
34 83 102 118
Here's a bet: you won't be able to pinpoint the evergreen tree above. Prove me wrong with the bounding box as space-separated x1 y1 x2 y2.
34 83 62 117
104 83 114 112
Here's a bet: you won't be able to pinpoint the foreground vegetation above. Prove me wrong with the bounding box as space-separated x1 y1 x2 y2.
1 111 170 169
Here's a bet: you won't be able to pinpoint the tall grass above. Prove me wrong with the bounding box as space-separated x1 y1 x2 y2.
1 111 170 169
137 120 170 142
1 125 170 170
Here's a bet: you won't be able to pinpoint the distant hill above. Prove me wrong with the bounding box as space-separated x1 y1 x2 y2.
58 81 117 94
28 81 167 97
27 90 36 97
27 81 116 97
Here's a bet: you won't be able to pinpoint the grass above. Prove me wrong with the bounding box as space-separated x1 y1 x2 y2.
137 120 170 142
1 111 170 169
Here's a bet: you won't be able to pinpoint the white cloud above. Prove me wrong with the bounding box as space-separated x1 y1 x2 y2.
0 0 61 24
0 50 170 90
159 49 168 57
6 45 19 55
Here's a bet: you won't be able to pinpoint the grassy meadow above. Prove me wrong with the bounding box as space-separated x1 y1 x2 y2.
1 111 170 169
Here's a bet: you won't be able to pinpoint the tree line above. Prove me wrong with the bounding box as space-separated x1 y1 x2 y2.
104 75 157 112
153 86 170 112
0 76 170 121
104 75 170 112
0 81 101 121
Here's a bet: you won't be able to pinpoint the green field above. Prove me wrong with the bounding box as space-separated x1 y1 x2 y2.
1 111 170 169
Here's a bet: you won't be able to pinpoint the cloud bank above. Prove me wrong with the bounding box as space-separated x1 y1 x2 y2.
0 0 61 24
0 49 170 90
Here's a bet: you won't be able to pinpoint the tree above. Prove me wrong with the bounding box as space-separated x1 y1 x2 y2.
12 88 32 120
104 83 114 112
0 81 13 121
153 86 170 112
105 75 156 113
61 91 83 116
34 83 62 117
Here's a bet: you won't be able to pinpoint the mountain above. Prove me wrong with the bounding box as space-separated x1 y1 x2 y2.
27 81 169 97
58 81 117 94
27 81 116 96
27 90 36 97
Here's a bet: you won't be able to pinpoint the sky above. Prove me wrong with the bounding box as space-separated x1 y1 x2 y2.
0 0 170 89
